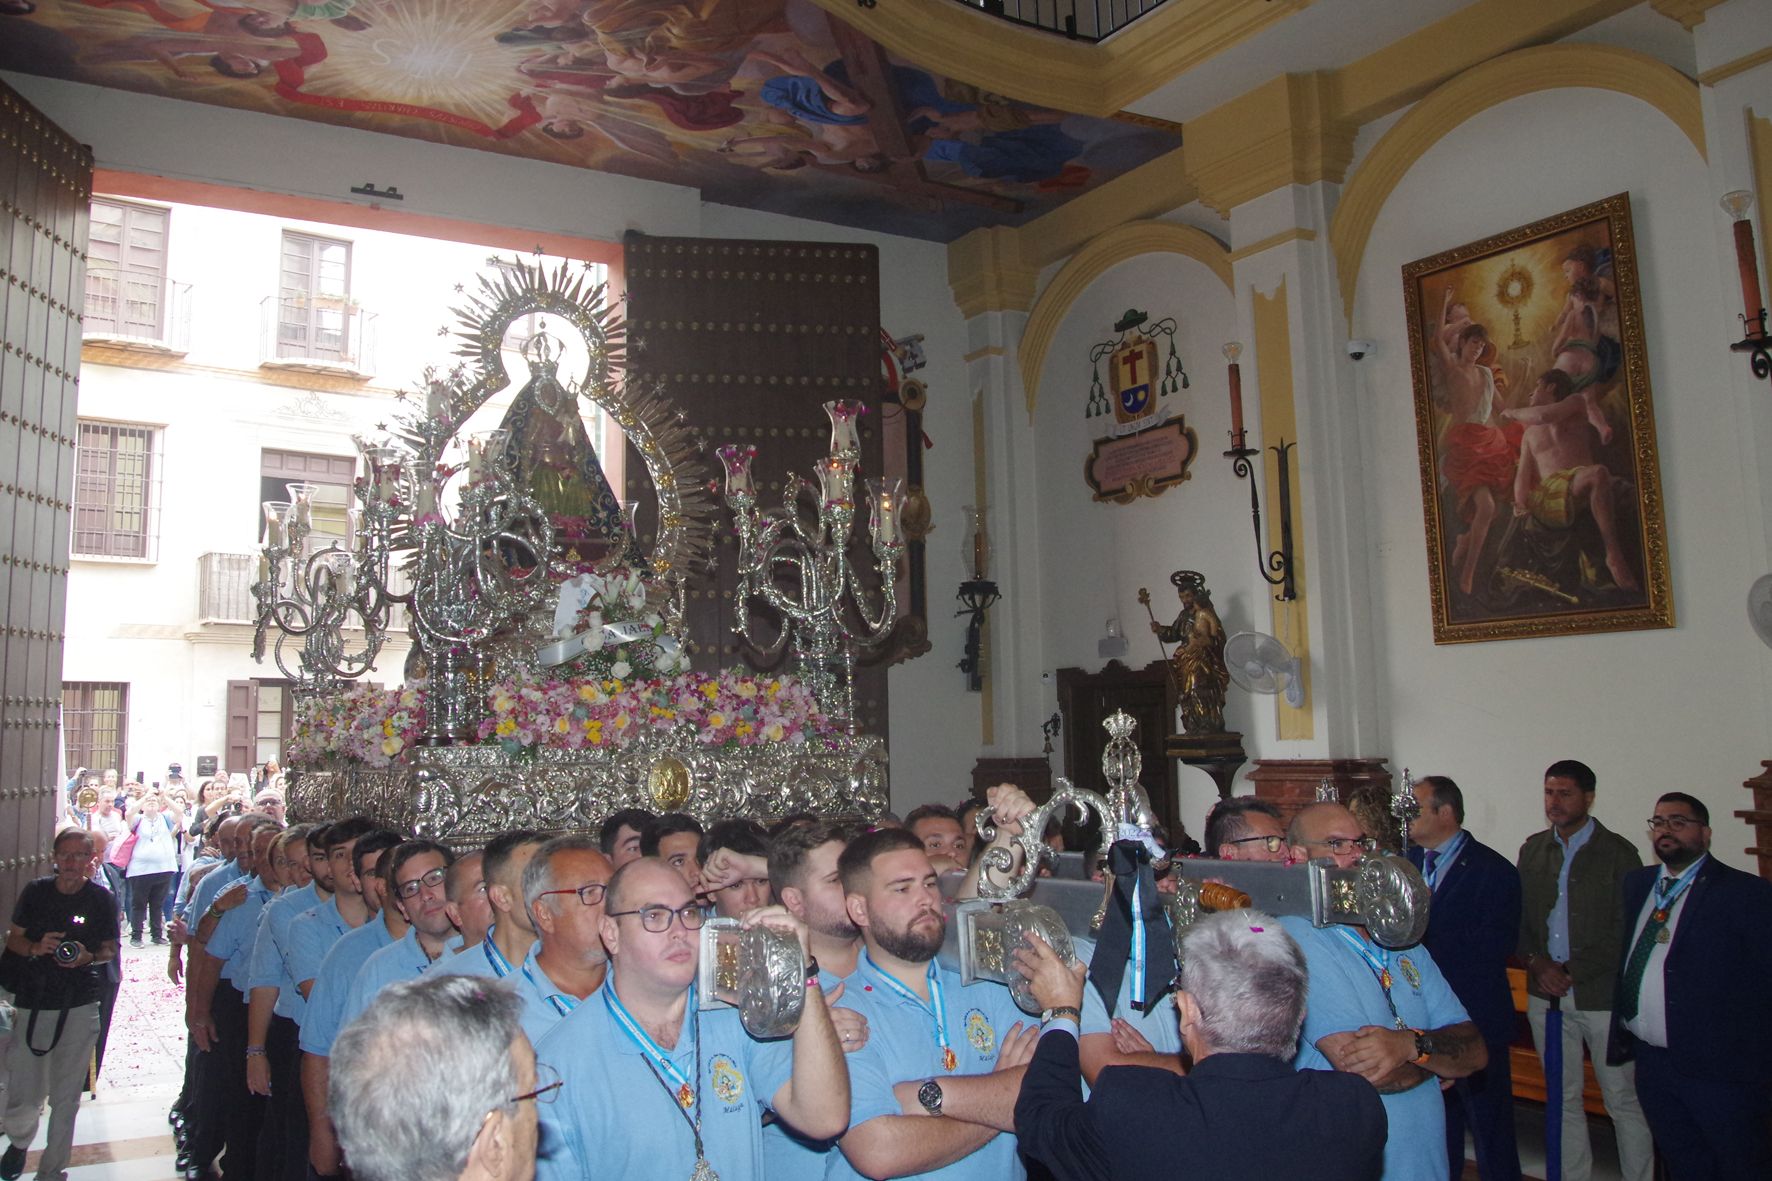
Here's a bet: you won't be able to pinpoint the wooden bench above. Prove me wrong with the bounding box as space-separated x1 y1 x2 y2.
1507 966 1608 1117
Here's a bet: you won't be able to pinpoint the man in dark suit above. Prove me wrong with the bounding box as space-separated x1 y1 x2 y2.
1607 792 1772 1181
1408 774 1523 1181
1011 909 1386 1181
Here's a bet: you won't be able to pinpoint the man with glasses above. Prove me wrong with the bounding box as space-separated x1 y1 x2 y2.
1517 759 1650 1181
331 974 549 1181
1202 797 1289 862
337 841 460 1032
512 835 615 1043
1406 777 1522 1181
535 856 848 1181
1284 801 1487 1181
1606 793 1772 1181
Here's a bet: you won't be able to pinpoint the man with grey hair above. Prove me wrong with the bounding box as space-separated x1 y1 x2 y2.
330 973 547 1181
510 835 614 1043
1012 910 1387 1181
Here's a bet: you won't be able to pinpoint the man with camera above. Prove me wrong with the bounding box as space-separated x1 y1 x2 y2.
2 829 121 1181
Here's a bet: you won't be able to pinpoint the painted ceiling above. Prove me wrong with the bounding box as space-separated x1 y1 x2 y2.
0 0 1184 241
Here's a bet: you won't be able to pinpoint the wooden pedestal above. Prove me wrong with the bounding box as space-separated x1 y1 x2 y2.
1244 758 1393 825
1733 760 1772 880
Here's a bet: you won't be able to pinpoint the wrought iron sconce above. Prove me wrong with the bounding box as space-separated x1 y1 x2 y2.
956 504 998 691
1222 342 1297 603
1722 191 1770 382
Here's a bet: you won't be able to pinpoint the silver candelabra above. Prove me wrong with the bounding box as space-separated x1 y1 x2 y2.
719 400 903 732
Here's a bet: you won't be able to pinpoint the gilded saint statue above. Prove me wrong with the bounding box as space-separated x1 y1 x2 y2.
497 330 628 562
1151 570 1230 735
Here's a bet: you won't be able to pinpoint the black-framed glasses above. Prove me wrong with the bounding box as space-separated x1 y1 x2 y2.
537 882 607 908
1314 836 1377 855
1226 835 1286 854
1646 816 1701 832
509 1062 562 1105
606 903 707 933
395 865 448 899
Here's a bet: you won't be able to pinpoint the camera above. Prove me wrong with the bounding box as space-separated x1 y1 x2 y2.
53 939 85 965
1346 339 1376 362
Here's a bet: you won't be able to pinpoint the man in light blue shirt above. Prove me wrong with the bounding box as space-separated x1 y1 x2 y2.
336 841 458 1032
534 857 848 1181
300 843 404 1059
429 830 545 985
831 829 1034 1181
503 835 614 1045
286 821 385 1003
1284 802 1488 1181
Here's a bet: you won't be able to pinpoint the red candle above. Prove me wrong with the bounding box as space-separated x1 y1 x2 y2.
1228 362 1246 443
1736 219 1765 338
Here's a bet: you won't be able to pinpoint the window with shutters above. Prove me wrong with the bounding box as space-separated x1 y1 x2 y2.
63 682 129 777
260 448 357 548
85 199 168 340
277 231 353 362
225 678 301 773
72 420 162 560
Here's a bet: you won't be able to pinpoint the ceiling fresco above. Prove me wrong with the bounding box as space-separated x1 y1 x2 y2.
0 0 1184 241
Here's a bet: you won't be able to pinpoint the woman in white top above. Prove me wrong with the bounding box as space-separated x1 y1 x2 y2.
123 789 183 945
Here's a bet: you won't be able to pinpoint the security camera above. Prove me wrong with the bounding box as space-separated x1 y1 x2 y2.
1346 339 1376 361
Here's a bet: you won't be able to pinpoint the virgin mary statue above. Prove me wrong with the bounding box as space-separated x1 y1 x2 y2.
496 330 628 561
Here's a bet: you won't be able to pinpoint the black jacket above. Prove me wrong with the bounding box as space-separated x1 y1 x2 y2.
1015 1030 1387 1181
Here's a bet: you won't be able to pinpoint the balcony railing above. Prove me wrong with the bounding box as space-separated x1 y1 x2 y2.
953 0 1166 41
259 294 377 375
83 266 192 352
199 551 409 632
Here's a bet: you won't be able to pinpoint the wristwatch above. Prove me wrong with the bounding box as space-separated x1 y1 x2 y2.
1040 1005 1082 1025
1412 1028 1436 1065
804 955 821 986
916 1078 944 1116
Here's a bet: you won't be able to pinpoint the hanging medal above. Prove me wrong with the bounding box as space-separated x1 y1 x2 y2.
691 1157 720 1181
1338 928 1407 1031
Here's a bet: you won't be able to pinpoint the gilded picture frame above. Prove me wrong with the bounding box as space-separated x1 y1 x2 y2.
1402 193 1673 644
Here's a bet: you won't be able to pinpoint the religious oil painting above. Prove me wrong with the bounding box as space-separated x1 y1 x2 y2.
1402 193 1672 645
0 0 1182 242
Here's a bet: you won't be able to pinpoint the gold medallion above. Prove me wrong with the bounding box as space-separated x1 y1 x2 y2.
649 757 691 811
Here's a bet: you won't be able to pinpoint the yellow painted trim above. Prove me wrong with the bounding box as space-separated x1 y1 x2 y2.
1649 0 1727 31
1250 280 1312 739
1226 227 1319 264
1329 44 1706 324
973 391 993 746
1016 221 1232 419
801 0 1308 118
949 226 1043 319
1700 45 1772 87
963 345 1007 363
1183 73 1357 217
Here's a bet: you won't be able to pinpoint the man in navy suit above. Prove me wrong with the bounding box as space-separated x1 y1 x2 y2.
1607 792 1772 1181
1408 775 1523 1181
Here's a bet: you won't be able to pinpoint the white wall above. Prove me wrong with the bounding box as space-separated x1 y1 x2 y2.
1350 87 1772 870
14 72 978 812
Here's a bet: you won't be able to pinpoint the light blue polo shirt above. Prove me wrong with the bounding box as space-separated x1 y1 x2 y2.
246 882 320 1023
299 917 394 1056
431 933 579 1046
761 962 856 1181
337 926 454 1032
183 858 243 925
205 876 274 987
1074 934 1182 1056
534 984 794 1181
1282 916 1470 1181
429 926 523 982
286 896 352 996
830 952 1027 1181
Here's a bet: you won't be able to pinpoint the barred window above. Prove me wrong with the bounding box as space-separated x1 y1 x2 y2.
73 421 161 559
63 682 129 777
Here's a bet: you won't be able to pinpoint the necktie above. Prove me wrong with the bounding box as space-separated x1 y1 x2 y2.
1618 878 1680 1022
1422 848 1440 888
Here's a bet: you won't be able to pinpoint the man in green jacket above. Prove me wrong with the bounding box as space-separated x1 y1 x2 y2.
1517 759 1651 1181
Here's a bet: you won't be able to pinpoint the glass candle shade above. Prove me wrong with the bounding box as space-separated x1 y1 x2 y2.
718 444 757 498
285 483 319 530
262 501 291 549
866 477 901 547
817 454 857 508
824 399 865 456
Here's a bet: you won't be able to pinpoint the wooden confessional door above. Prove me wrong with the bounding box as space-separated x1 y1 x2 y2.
0 79 92 910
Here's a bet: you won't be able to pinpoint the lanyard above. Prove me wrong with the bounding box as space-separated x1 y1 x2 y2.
865 952 956 1071
1337 927 1407 1031
523 960 578 1017
1129 877 1147 1010
1651 859 1703 919
605 985 695 1107
1425 831 1467 888
482 930 513 978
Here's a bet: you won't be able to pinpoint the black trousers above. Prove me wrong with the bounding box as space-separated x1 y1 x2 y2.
1633 1042 1772 1181
257 1014 310 1181
213 979 265 1181
127 872 174 940
185 981 239 1172
1443 1035 1521 1181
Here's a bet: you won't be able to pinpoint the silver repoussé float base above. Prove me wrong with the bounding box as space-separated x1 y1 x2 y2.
286 733 888 844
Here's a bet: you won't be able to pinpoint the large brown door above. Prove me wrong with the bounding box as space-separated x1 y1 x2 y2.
0 80 93 910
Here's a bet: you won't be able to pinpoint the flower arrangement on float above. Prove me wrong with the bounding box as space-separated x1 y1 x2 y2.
288 684 427 768
536 564 691 682
477 669 836 757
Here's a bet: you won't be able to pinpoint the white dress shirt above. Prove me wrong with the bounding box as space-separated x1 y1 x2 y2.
1620 855 1707 1048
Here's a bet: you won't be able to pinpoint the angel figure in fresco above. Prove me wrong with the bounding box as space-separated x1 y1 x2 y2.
1430 288 1518 598
1550 244 1621 394
75 6 305 79
1501 369 1640 593
496 330 629 563
581 0 790 95
1151 571 1230 736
